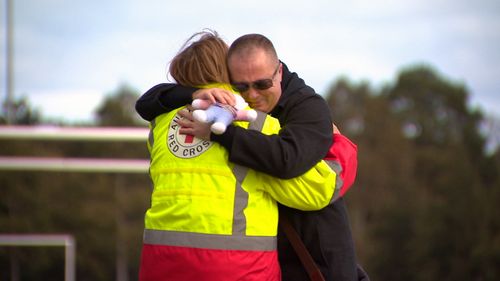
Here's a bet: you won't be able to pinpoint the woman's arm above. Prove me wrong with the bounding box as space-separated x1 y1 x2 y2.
255 159 337 211
325 133 358 197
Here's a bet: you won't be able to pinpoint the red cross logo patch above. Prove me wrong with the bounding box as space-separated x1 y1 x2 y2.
167 112 212 158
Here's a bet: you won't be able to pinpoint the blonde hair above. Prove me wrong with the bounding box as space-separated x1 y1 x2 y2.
169 30 230 86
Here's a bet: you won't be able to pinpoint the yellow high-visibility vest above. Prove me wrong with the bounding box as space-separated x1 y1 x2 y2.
144 83 337 251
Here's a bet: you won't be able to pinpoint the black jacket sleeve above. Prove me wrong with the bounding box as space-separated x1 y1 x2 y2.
212 63 333 179
135 83 197 121
212 90 333 179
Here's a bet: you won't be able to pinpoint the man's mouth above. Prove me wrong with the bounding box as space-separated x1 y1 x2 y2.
249 102 262 110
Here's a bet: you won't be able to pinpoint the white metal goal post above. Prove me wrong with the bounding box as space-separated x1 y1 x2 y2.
0 234 76 281
0 125 151 280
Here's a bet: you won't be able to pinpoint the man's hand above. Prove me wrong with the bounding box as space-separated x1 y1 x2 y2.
193 88 236 106
176 108 212 141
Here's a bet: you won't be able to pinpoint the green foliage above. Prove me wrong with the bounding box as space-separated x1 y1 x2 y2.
0 171 150 280
326 65 500 280
95 83 147 127
1 96 41 125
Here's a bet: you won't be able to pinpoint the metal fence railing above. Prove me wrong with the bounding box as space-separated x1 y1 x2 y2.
0 125 151 281
0 125 150 173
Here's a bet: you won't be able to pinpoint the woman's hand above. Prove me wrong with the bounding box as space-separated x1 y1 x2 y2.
176 108 212 141
192 88 236 106
333 123 341 134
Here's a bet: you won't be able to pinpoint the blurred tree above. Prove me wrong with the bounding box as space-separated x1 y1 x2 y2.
325 65 500 281
95 84 146 127
1 96 43 280
385 66 495 280
1 96 41 125
326 77 417 279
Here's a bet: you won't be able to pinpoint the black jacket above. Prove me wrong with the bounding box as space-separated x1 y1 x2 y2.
135 62 333 179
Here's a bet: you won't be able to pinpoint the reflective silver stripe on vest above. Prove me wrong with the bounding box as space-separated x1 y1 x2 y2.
325 160 343 203
143 229 277 251
249 110 267 132
144 111 273 250
231 110 267 235
232 164 250 235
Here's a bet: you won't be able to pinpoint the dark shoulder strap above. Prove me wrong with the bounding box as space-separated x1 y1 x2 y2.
279 214 326 281
239 112 326 280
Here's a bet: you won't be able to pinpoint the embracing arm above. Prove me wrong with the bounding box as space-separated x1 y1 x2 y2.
135 83 196 121
252 129 358 210
255 159 337 211
135 84 236 121
326 133 358 197
140 84 333 179
213 93 333 179
239 112 336 211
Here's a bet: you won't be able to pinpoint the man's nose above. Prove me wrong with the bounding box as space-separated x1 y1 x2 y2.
245 88 260 99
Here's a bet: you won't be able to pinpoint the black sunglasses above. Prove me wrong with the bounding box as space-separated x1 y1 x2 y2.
231 64 280 93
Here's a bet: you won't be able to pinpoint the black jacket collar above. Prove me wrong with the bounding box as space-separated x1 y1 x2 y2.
271 61 309 117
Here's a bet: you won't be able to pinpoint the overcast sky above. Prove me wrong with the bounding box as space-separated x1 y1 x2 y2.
1 0 499 123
